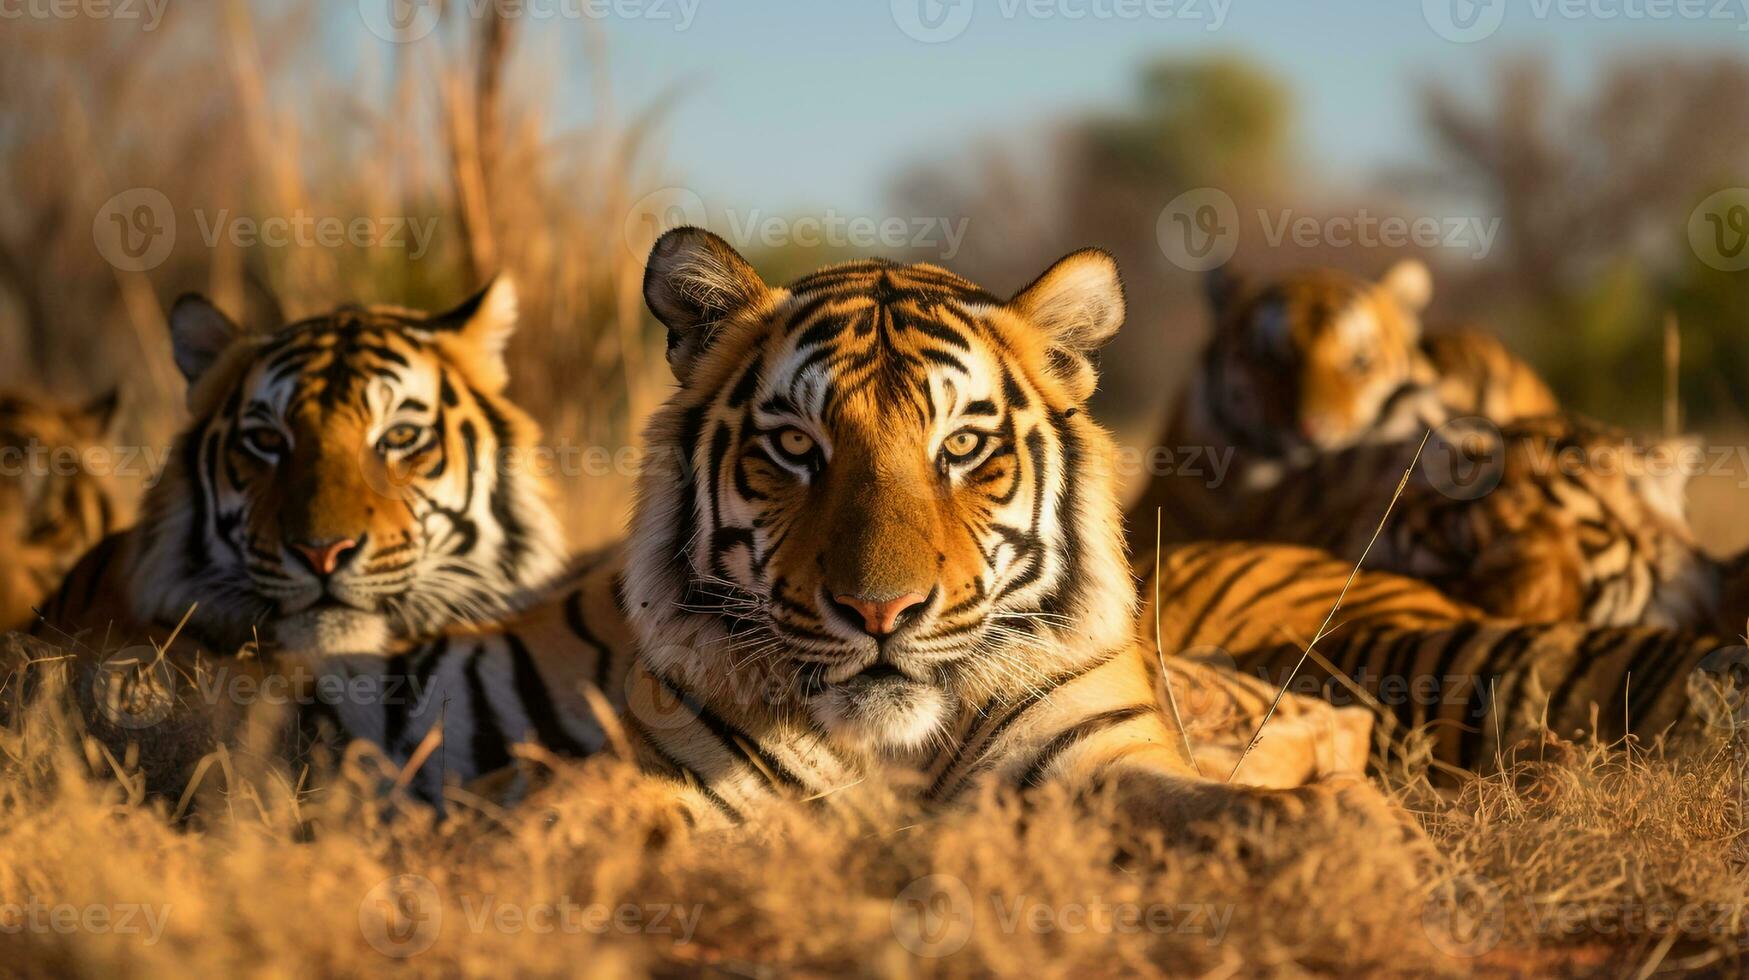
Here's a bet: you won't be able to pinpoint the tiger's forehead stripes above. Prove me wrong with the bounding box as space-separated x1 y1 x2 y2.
244 312 452 419
761 267 1010 430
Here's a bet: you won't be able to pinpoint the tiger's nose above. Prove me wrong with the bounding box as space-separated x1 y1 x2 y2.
831 591 930 637
290 536 362 577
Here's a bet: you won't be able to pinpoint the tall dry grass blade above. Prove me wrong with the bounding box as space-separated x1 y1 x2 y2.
1226 431 1431 784
579 681 632 761
393 711 447 792
1664 311 1681 438
1151 508 1200 778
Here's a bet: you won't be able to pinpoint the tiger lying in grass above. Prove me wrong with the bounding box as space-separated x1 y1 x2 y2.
1128 259 1556 553
39 278 569 656
610 229 1398 829
1138 540 1747 775
1155 414 1747 632
0 388 126 631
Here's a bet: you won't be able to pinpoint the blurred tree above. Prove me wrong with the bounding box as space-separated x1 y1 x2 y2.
892 56 1294 440
1417 55 1749 427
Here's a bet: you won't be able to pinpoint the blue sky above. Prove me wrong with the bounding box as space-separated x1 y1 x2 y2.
408 0 1749 214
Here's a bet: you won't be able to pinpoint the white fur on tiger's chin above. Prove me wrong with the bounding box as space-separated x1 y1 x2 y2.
808 676 954 753
273 607 393 656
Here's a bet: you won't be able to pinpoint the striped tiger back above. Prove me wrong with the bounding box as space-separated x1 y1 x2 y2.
1243 415 1725 630
1139 540 1482 656
1228 621 1743 774
1138 540 1745 775
1421 329 1557 423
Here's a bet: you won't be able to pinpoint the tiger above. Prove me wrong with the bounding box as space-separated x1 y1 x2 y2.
608 227 1406 833
31 279 647 792
1127 258 1556 552
1136 539 1748 775
1182 414 1736 631
0 388 126 631
41 277 570 654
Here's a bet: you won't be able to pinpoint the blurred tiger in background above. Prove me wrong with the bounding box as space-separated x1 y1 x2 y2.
0 388 126 631
1136 539 1747 776
1128 258 1556 552
612 228 1403 831
1203 414 1739 631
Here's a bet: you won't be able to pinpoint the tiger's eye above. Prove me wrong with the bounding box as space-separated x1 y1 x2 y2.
942 430 985 461
776 428 816 460
380 423 425 451
243 428 287 457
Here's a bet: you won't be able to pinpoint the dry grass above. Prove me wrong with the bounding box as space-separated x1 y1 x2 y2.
0 8 676 551
0 639 1745 978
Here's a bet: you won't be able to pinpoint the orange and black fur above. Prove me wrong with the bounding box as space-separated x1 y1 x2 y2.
1128 259 1556 553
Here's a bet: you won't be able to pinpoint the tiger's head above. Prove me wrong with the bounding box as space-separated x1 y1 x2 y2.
129 279 565 654
1192 259 1436 457
625 229 1134 752
0 388 123 629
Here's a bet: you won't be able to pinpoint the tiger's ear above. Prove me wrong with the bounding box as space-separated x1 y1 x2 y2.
1006 248 1125 402
1379 258 1432 315
169 295 243 386
429 276 518 393
643 227 770 385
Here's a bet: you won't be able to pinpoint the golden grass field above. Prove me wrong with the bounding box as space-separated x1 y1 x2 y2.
2 627 1748 979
